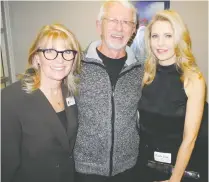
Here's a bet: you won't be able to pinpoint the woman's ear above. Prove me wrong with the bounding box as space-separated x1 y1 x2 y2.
32 55 40 69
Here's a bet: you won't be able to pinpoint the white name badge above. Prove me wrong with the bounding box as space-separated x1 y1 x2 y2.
66 96 75 106
154 151 171 164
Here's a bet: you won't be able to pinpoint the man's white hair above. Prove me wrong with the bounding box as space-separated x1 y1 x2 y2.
97 0 137 23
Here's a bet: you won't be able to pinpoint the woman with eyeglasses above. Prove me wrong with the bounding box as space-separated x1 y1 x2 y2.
2 24 81 182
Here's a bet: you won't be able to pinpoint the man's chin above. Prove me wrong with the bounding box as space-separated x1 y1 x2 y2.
107 43 126 50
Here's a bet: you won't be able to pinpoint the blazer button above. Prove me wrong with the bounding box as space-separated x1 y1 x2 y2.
56 164 60 168
69 156 72 159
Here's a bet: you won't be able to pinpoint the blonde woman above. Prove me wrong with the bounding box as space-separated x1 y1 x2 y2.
138 10 206 182
2 24 81 182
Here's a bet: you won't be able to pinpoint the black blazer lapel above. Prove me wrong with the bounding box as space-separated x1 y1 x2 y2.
28 89 70 152
62 85 78 152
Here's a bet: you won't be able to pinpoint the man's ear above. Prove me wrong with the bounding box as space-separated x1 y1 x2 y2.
96 20 102 36
132 25 137 36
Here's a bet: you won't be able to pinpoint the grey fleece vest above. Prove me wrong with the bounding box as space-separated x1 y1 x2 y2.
74 41 144 176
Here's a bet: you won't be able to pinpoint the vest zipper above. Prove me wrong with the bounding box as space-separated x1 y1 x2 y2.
109 84 115 176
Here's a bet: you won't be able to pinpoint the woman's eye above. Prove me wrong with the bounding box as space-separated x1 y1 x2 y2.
151 35 158 38
166 35 172 38
46 49 53 53
65 50 72 54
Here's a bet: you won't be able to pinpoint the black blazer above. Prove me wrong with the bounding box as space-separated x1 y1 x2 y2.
2 81 78 182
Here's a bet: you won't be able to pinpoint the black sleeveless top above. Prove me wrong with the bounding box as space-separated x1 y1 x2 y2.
138 63 187 164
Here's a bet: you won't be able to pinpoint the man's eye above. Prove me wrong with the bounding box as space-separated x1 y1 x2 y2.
123 20 128 25
112 19 118 23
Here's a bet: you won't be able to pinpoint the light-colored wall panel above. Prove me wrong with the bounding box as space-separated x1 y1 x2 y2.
8 1 102 75
6 1 208 86
170 0 208 85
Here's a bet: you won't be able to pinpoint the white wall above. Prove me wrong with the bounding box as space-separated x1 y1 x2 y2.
170 0 208 85
8 1 102 75
6 1 208 85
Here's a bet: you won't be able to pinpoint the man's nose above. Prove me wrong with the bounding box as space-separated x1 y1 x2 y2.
115 20 123 31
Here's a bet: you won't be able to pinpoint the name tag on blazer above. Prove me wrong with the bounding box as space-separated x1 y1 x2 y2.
66 96 75 107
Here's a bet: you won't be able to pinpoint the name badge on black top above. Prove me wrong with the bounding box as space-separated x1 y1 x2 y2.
66 97 75 106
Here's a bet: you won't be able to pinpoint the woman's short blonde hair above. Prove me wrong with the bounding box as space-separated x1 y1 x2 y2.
143 9 201 86
21 23 81 94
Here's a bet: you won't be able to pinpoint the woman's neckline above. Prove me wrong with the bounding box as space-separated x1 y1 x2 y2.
157 63 177 73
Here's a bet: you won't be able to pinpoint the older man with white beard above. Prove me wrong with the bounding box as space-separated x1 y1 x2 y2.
74 1 144 182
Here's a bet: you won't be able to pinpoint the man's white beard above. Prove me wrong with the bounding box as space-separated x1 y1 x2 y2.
105 39 126 50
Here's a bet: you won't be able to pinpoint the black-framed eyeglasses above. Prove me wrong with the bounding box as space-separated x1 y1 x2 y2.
37 48 77 61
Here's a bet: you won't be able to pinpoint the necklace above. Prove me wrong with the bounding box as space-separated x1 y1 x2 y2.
40 87 64 111
54 98 63 106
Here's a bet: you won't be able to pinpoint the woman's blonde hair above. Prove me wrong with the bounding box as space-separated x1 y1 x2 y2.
21 23 81 94
143 9 201 86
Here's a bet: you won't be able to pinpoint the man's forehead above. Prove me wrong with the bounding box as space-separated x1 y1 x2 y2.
105 4 133 19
